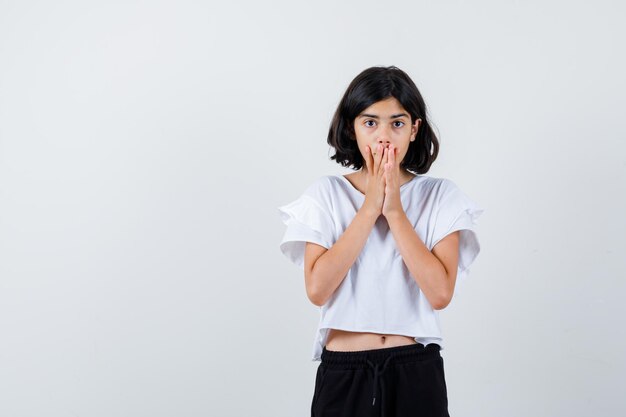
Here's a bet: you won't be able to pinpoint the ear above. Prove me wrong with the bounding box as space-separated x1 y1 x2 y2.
411 118 422 139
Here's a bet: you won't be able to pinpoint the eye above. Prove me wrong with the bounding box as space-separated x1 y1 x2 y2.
364 120 376 127
394 121 405 128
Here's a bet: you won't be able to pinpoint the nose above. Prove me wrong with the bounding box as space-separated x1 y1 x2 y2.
377 125 392 145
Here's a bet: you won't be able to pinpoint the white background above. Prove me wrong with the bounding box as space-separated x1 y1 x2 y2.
1 1 625 416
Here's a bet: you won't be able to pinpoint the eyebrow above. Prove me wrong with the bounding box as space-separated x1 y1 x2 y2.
357 113 409 119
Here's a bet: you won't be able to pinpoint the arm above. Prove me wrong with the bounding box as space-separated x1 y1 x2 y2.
386 211 460 310
303 207 379 307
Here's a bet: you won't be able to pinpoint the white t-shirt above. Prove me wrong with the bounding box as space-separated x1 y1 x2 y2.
277 174 484 362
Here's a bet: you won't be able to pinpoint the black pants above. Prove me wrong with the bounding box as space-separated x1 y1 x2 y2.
311 343 450 417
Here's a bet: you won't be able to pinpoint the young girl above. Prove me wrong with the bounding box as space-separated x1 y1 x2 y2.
278 66 484 417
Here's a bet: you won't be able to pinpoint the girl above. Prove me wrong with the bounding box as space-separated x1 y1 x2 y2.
278 66 484 417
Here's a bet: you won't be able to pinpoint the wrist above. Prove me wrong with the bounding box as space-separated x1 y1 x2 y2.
357 205 380 223
384 210 407 225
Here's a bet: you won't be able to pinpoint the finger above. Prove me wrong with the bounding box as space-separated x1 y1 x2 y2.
393 146 400 169
374 144 383 174
387 147 395 183
385 145 391 176
383 164 392 187
370 145 379 178
364 145 372 172
379 147 388 180
390 146 397 176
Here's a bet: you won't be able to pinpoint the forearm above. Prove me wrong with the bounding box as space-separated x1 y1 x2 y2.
311 207 378 305
386 211 449 309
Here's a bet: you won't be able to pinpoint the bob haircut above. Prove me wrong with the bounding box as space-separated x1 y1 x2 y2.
327 66 439 174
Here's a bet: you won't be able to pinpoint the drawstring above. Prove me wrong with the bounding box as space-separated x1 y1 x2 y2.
366 353 396 413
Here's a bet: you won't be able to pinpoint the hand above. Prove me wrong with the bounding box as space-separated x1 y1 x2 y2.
382 144 404 218
361 143 388 218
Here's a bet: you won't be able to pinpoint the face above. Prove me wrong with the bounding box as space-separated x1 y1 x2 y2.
353 96 421 170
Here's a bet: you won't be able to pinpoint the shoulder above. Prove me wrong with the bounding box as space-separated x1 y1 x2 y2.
419 175 460 195
408 175 454 199
297 175 339 213
436 177 462 200
301 175 339 199
430 177 482 214
411 176 479 214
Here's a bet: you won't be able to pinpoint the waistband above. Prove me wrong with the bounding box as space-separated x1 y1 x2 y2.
320 342 441 413
321 342 441 369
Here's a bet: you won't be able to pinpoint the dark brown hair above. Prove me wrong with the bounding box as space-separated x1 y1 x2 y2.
327 66 439 174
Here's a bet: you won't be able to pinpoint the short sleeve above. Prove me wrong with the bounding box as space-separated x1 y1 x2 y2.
277 194 335 269
431 179 485 287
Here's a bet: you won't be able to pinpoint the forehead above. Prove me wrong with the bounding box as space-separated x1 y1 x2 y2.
356 97 409 119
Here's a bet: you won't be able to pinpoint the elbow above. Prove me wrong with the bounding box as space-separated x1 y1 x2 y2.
309 295 325 307
307 288 326 307
305 279 327 307
432 268 455 310
432 290 453 311
305 260 331 307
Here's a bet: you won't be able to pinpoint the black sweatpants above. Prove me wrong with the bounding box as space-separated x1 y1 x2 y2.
311 343 450 417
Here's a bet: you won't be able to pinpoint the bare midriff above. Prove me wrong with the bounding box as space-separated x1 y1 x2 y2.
325 329 417 352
